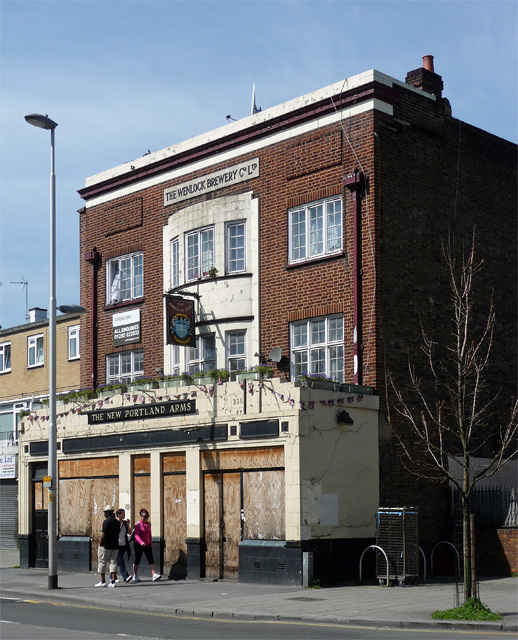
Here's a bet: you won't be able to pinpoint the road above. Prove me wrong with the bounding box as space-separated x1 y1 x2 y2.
0 597 511 640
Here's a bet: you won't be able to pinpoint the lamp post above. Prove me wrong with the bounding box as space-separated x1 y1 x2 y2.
25 113 59 589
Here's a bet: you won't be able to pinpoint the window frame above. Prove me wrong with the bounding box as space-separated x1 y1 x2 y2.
28 334 44 368
68 325 80 361
187 334 216 374
106 251 144 305
290 315 344 382
226 330 247 372
106 349 144 384
185 226 215 281
288 196 343 265
0 342 11 373
226 220 246 274
170 237 180 288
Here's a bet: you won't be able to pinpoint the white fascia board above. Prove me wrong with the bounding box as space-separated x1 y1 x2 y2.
85 69 419 189
86 98 392 209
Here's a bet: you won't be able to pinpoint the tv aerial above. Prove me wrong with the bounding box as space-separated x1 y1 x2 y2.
10 276 29 322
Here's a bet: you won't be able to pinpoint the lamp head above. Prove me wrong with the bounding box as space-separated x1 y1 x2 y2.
58 304 86 315
25 113 58 130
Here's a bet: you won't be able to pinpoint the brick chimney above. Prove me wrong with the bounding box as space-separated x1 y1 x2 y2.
405 55 443 99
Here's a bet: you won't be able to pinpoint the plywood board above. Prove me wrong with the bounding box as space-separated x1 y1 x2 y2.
201 446 284 471
204 473 222 580
59 478 92 536
222 473 241 579
133 454 150 474
34 482 43 510
163 453 186 473
243 470 285 540
133 474 151 525
59 457 118 478
163 474 187 579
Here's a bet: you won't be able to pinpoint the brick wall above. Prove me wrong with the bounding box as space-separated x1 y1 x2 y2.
79 71 516 556
476 529 518 576
1 316 81 402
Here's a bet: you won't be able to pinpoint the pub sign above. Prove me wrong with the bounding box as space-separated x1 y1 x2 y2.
166 296 195 347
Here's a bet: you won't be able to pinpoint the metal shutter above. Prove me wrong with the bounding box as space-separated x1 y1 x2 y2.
0 480 19 549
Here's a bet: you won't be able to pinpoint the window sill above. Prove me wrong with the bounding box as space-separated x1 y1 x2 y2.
173 272 253 289
104 297 145 312
286 252 345 270
0 370 11 375
27 364 44 370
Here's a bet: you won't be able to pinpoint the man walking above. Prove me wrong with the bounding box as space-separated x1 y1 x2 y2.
95 505 119 587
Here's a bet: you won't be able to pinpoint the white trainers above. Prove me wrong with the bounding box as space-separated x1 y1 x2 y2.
125 575 132 583
115 579 119 583
94 580 106 587
133 575 140 583
152 573 161 581
108 582 116 588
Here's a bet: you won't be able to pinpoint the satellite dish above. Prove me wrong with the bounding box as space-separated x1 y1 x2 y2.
268 346 282 363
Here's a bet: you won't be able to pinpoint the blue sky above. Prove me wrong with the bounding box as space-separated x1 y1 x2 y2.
1 0 516 330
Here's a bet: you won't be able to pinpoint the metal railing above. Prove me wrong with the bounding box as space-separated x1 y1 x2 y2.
450 486 518 528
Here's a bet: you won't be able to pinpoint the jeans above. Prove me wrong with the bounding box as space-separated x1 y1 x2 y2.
117 546 130 580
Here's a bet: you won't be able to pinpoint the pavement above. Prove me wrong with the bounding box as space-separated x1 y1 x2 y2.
0 549 517 634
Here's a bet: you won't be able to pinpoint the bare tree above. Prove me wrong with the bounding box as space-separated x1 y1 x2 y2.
388 237 517 603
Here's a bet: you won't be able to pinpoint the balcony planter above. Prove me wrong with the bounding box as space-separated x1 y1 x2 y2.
158 377 183 389
236 371 260 382
298 377 341 391
96 383 127 398
128 377 159 392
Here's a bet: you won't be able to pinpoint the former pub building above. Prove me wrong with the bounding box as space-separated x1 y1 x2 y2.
18 57 517 583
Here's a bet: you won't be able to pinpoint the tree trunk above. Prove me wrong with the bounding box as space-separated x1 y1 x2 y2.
462 494 472 603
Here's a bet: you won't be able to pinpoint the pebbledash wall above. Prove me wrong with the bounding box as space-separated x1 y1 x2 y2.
18 57 517 582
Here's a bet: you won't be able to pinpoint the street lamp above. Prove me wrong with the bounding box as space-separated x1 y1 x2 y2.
25 113 59 589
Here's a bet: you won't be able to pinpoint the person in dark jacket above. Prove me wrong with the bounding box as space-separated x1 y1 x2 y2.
115 508 132 583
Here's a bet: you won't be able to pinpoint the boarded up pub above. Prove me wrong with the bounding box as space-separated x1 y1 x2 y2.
17 56 517 582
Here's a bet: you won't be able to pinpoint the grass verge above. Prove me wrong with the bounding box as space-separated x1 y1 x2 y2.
432 597 501 621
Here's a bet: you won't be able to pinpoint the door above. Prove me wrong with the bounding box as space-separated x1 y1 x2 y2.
32 465 49 568
204 472 241 580
33 509 48 567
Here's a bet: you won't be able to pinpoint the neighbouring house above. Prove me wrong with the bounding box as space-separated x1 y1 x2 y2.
0 308 82 553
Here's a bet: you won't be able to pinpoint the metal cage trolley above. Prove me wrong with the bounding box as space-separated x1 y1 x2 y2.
376 507 418 586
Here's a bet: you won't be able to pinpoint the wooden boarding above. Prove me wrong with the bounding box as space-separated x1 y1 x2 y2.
201 446 284 471
58 476 119 566
243 470 285 540
59 457 118 478
163 473 187 579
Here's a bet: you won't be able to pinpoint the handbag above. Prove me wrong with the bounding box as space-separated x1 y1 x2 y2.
129 521 138 544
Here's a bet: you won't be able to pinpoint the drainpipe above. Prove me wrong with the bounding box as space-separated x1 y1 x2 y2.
84 247 101 390
344 169 365 386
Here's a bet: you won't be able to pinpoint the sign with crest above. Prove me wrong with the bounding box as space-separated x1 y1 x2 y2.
166 296 195 347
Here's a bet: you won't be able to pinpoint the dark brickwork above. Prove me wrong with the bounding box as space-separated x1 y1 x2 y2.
79 67 517 562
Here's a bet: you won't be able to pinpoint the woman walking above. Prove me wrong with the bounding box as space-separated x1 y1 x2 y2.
115 508 132 583
131 508 161 582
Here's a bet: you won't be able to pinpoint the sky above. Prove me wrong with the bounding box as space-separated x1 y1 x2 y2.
1 0 516 331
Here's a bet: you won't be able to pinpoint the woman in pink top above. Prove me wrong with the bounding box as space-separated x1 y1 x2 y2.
131 508 161 582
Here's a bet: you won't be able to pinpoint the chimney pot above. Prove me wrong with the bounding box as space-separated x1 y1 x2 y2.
422 55 434 72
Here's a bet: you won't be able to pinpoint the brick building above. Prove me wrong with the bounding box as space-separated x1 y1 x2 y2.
17 57 517 582
0 308 81 550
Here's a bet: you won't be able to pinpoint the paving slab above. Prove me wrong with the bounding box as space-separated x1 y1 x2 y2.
0 552 516 634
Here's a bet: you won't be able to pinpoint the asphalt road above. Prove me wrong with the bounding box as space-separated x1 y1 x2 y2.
0 597 513 640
